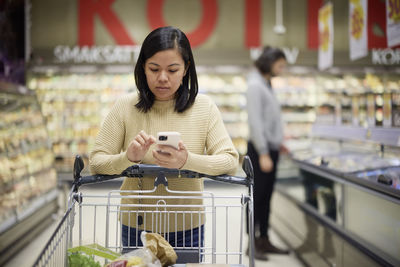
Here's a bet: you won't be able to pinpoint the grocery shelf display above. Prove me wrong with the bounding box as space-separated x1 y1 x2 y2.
27 67 399 174
28 69 250 169
198 69 248 157
0 82 59 265
27 73 136 172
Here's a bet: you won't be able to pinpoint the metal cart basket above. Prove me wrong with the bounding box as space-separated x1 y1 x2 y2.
33 155 255 267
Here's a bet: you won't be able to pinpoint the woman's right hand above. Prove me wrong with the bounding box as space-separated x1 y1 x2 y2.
259 154 273 173
126 130 156 163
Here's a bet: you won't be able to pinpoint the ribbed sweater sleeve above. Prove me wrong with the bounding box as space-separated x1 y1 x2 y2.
89 97 133 175
182 101 239 176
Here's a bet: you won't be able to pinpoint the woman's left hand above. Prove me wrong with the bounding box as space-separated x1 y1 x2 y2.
152 141 188 169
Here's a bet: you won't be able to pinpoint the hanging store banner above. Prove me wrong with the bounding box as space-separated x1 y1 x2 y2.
349 0 368 60
30 0 312 52
29 0 394 66
318 3 334 70
386 0 400 47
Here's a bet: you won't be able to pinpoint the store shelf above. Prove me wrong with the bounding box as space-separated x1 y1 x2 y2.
28 73 136 171
0 189 59 266
0 83 60 265
0 166 54 193
0 189 59 233
0 81 33 96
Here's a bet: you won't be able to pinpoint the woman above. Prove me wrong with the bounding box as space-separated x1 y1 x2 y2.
89 26 239 250
246 46 289 260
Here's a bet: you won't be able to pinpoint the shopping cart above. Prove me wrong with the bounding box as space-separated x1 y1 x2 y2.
33 155 255 267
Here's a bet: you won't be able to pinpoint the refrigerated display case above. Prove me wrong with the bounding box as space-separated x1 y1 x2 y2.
0 81 58 265
271 124 400 267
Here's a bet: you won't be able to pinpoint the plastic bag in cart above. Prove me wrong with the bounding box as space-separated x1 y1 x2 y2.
106 248 161 267
142 232 177 267
107 231 177 267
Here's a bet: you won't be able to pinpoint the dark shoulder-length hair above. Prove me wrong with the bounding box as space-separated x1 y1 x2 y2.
255 46 286 75
134 26 198 113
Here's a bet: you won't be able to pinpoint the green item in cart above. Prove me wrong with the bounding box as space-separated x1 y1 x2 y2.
68 243 121 261
68 252 101 267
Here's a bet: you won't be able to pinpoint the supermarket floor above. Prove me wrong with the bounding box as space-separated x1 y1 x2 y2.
7 180 304 267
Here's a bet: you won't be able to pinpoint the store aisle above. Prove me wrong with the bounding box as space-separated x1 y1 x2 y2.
7 181 304 267
7 216 60 267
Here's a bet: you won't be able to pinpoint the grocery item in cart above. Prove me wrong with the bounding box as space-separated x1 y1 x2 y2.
106 231 177 267
68 252 101 267
106 248 161 267
143 232 177 267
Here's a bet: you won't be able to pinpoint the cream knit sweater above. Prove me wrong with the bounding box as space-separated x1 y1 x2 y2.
89 93 239 232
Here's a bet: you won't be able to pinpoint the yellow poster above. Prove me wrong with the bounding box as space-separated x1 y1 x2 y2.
349 0 368 60
318 3 333 70
387 0 400 47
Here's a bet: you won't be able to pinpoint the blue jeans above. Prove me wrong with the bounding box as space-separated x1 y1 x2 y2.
122 224 204 250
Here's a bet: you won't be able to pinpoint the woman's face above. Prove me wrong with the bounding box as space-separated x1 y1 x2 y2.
271 58 287 77
144 49 187 101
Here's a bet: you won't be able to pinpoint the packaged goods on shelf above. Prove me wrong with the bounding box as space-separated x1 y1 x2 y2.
198 72 248 155
283 123 312 139
392 93 400 127
272 75 318 147
273 76 318 107
0 89 57 228
27 69 399 167
28 74 136 171
30 71 252 163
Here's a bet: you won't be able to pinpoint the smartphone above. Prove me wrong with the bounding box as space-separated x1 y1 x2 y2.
156 132 181 150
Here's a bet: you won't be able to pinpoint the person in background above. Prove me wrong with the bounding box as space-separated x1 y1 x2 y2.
246 46 289 260
89 26 239 250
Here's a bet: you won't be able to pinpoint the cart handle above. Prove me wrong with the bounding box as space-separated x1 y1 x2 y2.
73 155 254 191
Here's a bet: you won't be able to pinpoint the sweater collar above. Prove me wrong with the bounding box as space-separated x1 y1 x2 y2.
152 98 175 111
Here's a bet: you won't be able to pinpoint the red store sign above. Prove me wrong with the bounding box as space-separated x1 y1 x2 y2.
76 0 390 49
78 0 263 48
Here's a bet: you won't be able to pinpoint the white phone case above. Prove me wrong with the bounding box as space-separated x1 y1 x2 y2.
157 132 181 149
